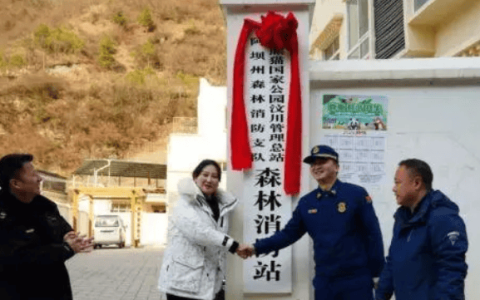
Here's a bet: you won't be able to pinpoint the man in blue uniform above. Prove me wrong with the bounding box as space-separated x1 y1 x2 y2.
376 159 468 300
238 145 384 300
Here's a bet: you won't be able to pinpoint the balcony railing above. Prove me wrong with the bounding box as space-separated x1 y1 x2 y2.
409 0 473 26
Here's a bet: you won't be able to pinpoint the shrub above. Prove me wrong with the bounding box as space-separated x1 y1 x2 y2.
142 40 155 57
34 24 84 54
112 11 128 27
98 36 116 68
9 54 26 68
137 8 155 32
49 27 85 54
34 24 51 48
131 40 162 69
126 67 155 85
184 21 201 36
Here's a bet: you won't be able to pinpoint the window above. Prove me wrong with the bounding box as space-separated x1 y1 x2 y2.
152 204 166 213
347 0 370 59
111 203 131 212
414 0 430 11
95 216 120 227
41 180 66 193
324 37 340 61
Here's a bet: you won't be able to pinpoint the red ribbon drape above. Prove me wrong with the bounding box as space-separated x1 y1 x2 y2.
230 11 302 195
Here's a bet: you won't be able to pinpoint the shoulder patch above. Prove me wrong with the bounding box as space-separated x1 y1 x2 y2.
447 231 460 246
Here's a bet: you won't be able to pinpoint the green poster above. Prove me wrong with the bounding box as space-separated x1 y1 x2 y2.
322 94 388 131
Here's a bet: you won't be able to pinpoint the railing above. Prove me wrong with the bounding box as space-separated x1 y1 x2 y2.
171 117 197 134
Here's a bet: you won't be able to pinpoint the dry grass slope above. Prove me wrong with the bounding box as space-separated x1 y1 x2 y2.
0 0 226 175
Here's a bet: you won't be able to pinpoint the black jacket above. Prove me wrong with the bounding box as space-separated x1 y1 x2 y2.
0 191 75 300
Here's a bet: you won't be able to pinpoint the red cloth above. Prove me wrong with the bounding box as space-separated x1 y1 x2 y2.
230 11 302 195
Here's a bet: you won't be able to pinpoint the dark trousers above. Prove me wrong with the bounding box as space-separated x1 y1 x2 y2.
166 291 224 300
166 294 199 300
314 273 374 300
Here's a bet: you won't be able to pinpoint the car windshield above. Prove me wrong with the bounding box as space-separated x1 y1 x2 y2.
95 217 120 227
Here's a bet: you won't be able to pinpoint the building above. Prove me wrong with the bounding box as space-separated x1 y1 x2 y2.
165 78 228 208
71 159 168 246
309 0 480 60
38 170 71 222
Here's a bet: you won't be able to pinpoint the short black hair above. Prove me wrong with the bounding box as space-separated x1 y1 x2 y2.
0 153 34 192
192 159 222 182
399 158 433 191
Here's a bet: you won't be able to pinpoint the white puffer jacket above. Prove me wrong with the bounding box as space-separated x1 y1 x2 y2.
158 178 238 300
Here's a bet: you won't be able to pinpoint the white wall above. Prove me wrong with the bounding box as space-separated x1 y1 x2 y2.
166 78 228 207
310 57 480 299
141 213 168 245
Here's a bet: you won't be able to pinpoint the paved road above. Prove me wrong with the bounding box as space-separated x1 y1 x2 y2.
66 245 166 300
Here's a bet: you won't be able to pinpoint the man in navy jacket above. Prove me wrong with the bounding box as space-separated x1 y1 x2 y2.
239 145 384 300
376 159 468 300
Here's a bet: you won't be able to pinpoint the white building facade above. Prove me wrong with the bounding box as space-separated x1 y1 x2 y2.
166 78 228 207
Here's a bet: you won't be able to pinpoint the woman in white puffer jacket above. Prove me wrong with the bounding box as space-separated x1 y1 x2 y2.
158 159 240 300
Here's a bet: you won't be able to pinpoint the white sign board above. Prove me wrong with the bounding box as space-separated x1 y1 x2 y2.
242 32 293 293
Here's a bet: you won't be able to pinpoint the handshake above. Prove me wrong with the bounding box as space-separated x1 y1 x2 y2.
235 244 255 259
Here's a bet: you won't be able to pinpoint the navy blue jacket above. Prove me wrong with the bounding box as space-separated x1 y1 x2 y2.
254 180 384 287
376 190 468 300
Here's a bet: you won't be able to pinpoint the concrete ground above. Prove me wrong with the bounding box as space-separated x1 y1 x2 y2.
66 245 166 300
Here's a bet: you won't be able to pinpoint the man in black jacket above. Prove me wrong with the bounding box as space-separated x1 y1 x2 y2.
0 153 93 300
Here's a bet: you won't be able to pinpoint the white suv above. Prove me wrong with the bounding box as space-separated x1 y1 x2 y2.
93 215 126 249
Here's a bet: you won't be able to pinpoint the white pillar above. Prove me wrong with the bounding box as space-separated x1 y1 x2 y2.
220 1 315 299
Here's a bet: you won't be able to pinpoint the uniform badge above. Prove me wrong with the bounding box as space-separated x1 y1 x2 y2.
366 196 372 203
316 192 322 199
447 231 460 246
337 202 347 213
312 146 319 154
308 209 317 214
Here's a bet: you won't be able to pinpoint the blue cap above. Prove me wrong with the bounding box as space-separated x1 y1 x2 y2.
303 145 339 164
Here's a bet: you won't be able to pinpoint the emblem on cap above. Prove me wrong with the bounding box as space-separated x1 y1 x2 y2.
337 202 347 213
312 146 319 154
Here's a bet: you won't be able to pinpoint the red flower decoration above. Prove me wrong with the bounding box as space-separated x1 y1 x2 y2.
256 11 299 51
231 11 302 195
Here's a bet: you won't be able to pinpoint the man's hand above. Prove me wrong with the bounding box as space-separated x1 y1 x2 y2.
64 231 94 253
236 244 255 259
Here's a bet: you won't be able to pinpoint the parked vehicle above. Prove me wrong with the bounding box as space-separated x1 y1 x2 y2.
93 215 126 249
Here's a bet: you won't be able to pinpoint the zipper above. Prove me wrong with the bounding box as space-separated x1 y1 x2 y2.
407 229 414 242
219 198 238 217
197 194 237 227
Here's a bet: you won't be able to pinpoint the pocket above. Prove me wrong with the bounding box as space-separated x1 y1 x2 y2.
169 255 204 293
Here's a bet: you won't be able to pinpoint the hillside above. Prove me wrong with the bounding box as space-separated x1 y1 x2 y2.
0 0 226 175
